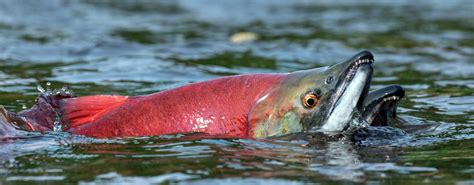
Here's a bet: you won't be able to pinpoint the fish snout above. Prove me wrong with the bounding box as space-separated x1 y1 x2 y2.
316 50 375 132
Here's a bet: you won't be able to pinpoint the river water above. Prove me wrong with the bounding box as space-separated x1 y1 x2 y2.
0 0 473 184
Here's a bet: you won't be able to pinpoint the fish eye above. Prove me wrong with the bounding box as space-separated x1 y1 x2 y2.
302 92 319 109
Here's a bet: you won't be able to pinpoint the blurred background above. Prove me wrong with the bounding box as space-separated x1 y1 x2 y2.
0 0 473 184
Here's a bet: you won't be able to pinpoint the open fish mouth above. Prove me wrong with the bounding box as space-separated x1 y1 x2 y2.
362 85 405 126
320 51 374 132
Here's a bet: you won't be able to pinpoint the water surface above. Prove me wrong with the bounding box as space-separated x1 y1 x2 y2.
0 0 473 184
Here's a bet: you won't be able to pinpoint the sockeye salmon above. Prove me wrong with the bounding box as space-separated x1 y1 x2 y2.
1 51 405 138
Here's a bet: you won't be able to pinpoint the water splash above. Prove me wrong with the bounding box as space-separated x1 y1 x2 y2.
346 111 370 133
35 82 75 132
36 82 74 97
36 85 45 94
52 116 62 132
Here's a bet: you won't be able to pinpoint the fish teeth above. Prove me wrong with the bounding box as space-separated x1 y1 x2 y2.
352 59 374 69
382 96 400 102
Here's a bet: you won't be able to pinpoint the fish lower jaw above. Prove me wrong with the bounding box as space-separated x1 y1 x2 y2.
365 95 402 123
320 66 370 132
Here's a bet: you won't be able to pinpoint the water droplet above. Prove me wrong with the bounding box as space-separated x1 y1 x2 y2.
52 114 62 132
37 85 45 93
45 82 52 93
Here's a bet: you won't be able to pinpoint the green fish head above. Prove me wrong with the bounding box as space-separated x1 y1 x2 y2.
249 50 374 138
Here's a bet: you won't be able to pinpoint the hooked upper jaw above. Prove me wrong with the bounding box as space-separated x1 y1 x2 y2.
318 51 374 132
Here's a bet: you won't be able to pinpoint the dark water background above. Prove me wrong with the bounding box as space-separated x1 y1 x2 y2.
0 0 473 184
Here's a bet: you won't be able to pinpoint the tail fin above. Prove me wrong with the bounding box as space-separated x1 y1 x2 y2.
9 87 128 132
9 88 74 131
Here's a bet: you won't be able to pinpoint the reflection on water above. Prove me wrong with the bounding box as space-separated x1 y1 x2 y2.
0 133 452 184
0 0 473 184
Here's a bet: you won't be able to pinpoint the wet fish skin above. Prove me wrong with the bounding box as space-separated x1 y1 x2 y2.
0 51 405 139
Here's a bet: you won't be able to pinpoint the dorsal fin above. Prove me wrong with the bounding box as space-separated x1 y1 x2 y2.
60 95 128 128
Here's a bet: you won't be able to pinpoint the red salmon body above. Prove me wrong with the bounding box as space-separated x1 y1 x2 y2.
6 51 382 139
55 74 284 138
